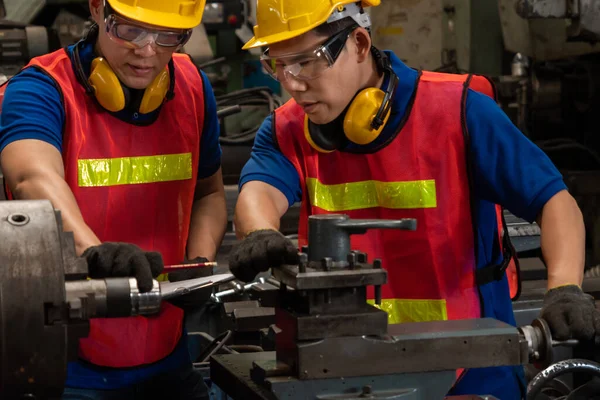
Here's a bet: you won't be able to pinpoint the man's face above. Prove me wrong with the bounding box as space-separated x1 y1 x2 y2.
91 4 184 90
268 30 364 125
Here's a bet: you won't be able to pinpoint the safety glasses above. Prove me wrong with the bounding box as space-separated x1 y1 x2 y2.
103 1 192 50
260 24 358 82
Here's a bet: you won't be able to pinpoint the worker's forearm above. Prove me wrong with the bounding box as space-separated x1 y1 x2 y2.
187 191 227 260
233 189 284 239
12 174 100 255
538 190 585 289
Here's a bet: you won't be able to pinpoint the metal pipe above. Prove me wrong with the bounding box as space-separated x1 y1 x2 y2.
65 278 162 318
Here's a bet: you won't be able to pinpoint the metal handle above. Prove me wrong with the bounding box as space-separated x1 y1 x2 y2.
337 218 417 234
307 214 417 262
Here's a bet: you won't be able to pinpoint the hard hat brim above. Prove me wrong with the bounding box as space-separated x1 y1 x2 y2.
108 1 203 30
242 25 317 50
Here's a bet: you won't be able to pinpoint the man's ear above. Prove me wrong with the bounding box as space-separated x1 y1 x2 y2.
89 0 103 24
353 27 372 63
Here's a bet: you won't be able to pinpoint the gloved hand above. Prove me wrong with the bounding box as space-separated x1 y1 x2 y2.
229 229 298 282
167 257 214 311
82 242 164 293
540 284 600 340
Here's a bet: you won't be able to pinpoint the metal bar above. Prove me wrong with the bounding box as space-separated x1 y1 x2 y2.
274 267 387 290
282 319 524 379
165 261 218 270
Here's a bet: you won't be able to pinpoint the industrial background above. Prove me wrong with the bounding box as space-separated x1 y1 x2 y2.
1 0 600 399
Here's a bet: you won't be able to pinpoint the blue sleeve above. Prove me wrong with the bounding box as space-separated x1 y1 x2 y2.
467 89 567 223
0 67 64 153
238 114 302 206
197 70 222 179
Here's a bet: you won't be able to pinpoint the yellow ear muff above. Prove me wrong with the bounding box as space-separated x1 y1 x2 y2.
89 57 126 113
343 87 391 145
88 57 170 114
139 68 170 114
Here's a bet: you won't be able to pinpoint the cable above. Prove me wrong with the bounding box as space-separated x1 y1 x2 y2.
217 87 281 146
196 330 233 363
527 359 600 400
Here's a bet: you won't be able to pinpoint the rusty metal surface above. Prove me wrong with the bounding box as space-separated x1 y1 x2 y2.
0 200 70 399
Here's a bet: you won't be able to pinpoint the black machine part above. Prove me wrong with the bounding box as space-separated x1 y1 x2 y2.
0 200 217 398
527 359 600 400
0 22 52 77
305 214 417 263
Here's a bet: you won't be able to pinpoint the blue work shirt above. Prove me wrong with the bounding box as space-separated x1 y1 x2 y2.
0 42 221 389
239 51 566 398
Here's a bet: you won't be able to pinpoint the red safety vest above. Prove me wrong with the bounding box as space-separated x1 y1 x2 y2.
1 49 205 367
275 71 519 325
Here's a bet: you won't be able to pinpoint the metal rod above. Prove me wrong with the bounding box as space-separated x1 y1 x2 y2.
166 261 218 270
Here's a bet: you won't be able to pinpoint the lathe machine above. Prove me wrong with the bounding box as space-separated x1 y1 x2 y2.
0 199 233 399
1 200 599 399
208 214 600 400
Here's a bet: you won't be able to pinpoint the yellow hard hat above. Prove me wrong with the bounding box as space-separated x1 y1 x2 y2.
106 0 206 30
242 0 380 50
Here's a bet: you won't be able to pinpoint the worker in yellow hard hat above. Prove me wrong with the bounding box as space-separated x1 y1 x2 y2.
230 0 597 398
0 0 226 398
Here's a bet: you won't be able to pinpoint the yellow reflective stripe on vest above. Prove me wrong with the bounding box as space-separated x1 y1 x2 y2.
78 153 193 187
368 298 448 324
306 178 437 211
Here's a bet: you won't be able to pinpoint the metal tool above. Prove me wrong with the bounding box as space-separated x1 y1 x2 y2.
160 273 235 300
211 277 267 302
166 261 219 270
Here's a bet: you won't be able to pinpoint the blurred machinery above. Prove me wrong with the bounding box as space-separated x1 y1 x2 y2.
496 0 600 270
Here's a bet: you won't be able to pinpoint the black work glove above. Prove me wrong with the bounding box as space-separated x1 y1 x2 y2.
83 242 164 293
229 229 298 282
167 257 214 311
540 284 600 340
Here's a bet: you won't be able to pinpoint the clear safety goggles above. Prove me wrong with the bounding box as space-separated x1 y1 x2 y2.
260 25 358 81
104 11 192 50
